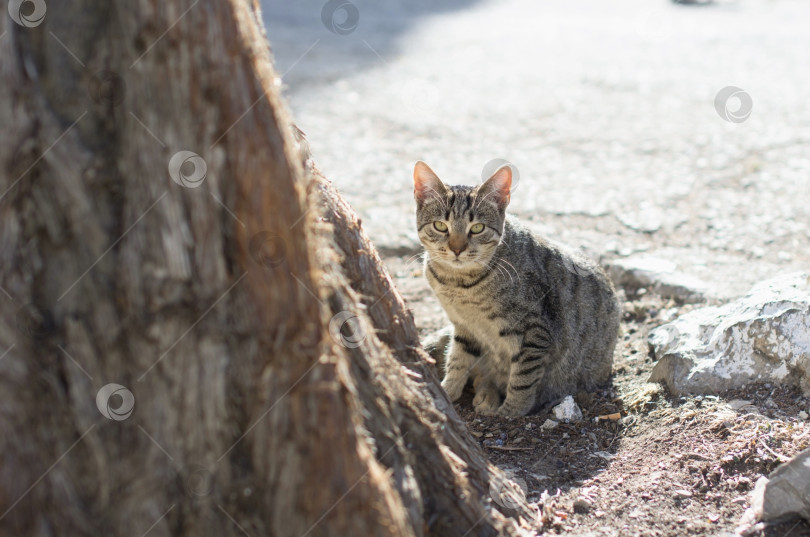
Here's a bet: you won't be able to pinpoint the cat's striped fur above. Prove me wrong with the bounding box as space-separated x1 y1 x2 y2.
414 161 620 416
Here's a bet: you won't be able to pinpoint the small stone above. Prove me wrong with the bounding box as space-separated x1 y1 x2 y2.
607 256 710 303
553 396 584 422
798 411 808 420
754 447 810 522
541 419 559 430
673 489 693 500
573 499 591 514
728 399 753 410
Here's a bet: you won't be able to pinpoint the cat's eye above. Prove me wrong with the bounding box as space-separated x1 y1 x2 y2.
433 221 448 232
469 223 485 234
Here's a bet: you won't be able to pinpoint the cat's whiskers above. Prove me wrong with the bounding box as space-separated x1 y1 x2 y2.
472 257 511 284
492 259 515 285
404 252 424 267
493 256 520 283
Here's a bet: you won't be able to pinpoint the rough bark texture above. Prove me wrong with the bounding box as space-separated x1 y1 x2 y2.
0 1 535 535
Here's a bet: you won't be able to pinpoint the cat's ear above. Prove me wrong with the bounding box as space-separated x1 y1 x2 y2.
477 165 512 210
413 161 447 205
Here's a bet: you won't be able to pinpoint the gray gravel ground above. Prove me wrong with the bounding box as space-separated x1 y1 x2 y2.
261 0 810 299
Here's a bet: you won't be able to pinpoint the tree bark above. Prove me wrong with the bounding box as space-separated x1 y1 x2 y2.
0 1 537 536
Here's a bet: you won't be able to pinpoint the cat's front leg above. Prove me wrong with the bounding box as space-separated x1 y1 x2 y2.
440 329 483 401
472 376 501 415
496 349 548 417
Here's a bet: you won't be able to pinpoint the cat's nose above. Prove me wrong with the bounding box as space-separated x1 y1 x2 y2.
449 243 467 256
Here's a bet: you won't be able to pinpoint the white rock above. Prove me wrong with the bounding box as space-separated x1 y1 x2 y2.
649 272 810 396
552 395 583 422
541 419 559 430
608 256 710 303
799 411 809 421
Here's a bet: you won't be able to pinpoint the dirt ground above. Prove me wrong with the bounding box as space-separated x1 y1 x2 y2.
384 256 810 537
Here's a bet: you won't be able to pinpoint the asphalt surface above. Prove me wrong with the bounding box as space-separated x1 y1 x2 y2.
261 0 810 299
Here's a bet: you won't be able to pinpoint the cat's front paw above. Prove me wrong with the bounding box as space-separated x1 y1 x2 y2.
441 377 465 402
473 386 500 415
495 400 531 417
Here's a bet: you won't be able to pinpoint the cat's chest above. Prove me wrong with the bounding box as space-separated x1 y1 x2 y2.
433 285 519 356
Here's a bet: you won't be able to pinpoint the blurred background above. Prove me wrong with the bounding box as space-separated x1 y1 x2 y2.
261 0 809 299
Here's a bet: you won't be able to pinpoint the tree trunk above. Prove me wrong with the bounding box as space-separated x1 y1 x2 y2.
0 1 537 536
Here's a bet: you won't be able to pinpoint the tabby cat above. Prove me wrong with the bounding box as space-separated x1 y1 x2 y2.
413 161 620 417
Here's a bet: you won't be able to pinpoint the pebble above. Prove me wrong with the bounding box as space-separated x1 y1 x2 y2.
799 410 808 420
553 395 584 422
672 489 693 500
541 419 559 430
